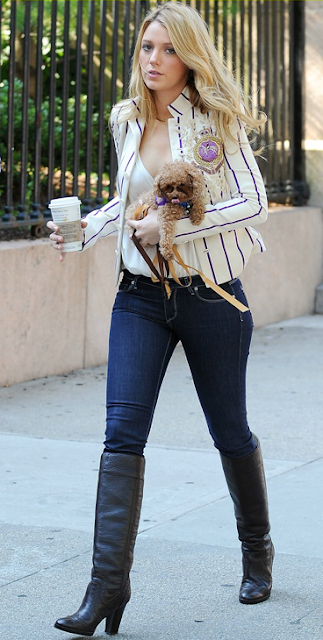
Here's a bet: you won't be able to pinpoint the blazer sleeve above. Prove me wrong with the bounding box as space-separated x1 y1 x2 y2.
82 196 121 250
174 117 268 245
82 106 125 250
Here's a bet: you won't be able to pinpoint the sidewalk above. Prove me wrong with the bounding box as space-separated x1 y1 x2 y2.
1 314 323 640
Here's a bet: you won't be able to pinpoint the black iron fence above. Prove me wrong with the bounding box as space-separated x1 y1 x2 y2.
0 0 308 236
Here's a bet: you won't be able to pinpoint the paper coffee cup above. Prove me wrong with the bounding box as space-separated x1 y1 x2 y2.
48 196 83 252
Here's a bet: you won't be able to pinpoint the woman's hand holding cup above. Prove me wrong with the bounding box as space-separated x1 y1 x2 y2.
47 196 87 261
47 219 88 262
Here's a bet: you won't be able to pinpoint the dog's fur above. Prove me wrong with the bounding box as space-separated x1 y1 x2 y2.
126 160 206 260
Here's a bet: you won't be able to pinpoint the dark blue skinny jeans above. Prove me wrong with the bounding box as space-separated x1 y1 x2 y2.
104 270 256 459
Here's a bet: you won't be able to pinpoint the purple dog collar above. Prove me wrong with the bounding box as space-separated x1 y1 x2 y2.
155 196 192 212
155 196 168 206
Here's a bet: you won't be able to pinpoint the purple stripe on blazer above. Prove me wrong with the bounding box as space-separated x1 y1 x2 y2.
245 228 255 245
236 133 262 208
256 237 264 252
84 212 120 246
203 237 218 284
168 105 184 116
92 199 119 217
176 117 184 154
234 230 245 267
220 233 233 279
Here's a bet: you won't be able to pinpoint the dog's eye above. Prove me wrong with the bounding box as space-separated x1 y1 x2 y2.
179 183 185 188
165 184 173 191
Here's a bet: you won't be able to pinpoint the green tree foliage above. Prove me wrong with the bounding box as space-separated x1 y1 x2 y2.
0 77 110 205
0 0 111 208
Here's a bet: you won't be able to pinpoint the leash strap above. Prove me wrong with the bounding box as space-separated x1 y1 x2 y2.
170 245 249 313
131 231 172 298
129 204 248 312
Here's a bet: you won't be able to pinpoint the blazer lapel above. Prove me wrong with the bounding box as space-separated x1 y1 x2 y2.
114 116 145 285
119 118 144 177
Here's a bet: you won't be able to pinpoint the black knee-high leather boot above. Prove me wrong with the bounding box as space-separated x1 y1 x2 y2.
220 436 274 604
55 451 145 636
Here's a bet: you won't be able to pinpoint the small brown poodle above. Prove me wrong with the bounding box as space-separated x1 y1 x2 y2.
126 160 206 260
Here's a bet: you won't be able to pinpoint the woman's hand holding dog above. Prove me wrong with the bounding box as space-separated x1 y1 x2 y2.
127 208 160 247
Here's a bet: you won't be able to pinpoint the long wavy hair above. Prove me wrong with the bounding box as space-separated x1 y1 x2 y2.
113 2 265 142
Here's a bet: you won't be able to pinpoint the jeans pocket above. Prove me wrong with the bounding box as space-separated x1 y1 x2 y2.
118 276 137 292
193 284 226 304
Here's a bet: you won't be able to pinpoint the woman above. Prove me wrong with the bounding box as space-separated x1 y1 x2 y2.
48 3 274 636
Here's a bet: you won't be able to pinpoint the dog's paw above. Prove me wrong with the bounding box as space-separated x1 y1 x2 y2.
190 213 205 226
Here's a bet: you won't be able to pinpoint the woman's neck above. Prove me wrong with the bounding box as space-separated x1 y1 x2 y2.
153 95 171 122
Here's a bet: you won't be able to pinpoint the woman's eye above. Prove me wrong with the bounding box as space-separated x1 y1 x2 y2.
142 44 152 51
166 48 176 54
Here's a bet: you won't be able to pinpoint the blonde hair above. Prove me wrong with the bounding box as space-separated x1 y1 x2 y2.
114 2 265 142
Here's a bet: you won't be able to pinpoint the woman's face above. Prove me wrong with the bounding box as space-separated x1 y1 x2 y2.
139 21 188 98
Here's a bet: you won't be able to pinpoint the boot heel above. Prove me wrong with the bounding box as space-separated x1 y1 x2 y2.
105 604 126 635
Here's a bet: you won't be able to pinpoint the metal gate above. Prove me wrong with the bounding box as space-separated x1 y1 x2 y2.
0 0 308 235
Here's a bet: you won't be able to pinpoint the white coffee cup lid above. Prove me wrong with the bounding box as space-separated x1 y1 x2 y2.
49 196 82 207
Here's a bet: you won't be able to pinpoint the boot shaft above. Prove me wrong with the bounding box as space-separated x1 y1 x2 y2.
220 435 270 542
92 452 145 581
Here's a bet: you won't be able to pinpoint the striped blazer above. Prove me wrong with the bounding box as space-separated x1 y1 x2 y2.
83 87 268 286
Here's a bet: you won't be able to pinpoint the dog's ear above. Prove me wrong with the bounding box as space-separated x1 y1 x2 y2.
186 172 195 188
155 175 164 197
188 167 205 191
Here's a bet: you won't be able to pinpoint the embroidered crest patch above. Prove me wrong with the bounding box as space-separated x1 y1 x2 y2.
193 128 224 174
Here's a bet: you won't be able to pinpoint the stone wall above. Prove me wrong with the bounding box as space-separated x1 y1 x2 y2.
0 236 116 386
1 205 322 386
240 206 323 327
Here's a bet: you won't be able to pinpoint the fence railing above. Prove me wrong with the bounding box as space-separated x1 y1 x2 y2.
0 0 309 236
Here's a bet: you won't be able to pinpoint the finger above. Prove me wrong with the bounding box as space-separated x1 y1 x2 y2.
127 219 136 229
49 231 63 244
81 219 88 228
50 239 65 259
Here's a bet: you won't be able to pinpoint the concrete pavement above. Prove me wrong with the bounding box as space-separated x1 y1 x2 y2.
1 314 323 640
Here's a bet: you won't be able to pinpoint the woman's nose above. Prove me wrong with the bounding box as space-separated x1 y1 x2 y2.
149 49 160 65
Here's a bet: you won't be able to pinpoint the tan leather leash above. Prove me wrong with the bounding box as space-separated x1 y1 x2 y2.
130 204 248 312
168 246 249 313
